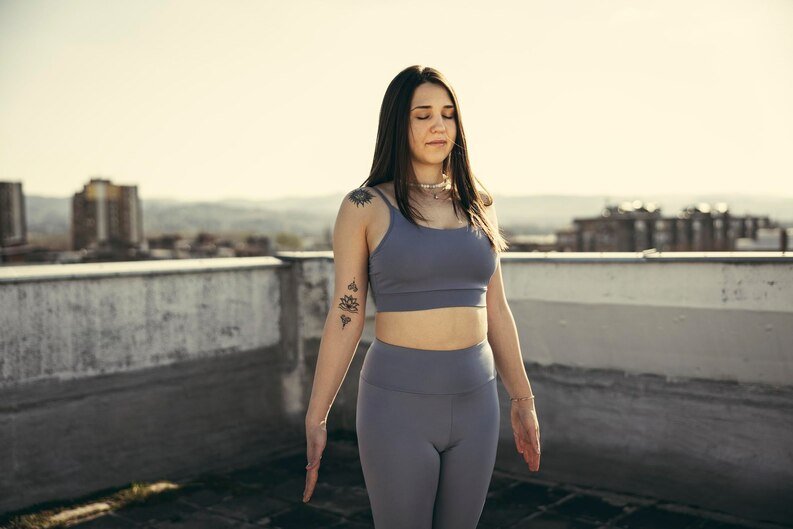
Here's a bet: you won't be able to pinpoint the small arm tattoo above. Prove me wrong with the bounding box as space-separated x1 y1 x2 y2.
338 294 359 313
338 277 361 329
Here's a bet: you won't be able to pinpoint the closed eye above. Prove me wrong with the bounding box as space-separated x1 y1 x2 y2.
417 116 455 120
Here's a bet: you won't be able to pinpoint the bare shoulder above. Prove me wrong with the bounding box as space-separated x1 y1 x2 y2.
335 187 377 231
475 186 495 207
343 187 380 210
475 186 498 225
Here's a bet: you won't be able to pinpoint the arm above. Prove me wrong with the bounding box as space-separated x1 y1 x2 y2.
304 188 372 429
486 264 535 401
484 198 541 471
483 202 534 401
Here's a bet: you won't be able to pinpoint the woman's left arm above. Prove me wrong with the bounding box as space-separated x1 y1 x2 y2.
483 201 534 401
485 265 534 401
483 198 542 471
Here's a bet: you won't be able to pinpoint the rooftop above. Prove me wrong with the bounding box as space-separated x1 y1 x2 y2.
1 253 791 528
2 433 784 529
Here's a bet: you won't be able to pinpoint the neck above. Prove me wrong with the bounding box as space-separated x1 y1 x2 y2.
411 162 445 185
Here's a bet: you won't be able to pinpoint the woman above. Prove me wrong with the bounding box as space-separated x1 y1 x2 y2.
303 65 541 529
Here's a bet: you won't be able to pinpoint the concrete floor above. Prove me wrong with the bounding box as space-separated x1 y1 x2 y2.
2 430 788 529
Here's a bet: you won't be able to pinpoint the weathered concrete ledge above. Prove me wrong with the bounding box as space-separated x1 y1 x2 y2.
1 253 791 524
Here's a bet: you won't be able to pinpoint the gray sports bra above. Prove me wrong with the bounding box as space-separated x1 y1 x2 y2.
367 185 498 312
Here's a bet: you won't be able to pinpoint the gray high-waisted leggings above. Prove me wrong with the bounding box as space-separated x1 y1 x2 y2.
356 336 500 529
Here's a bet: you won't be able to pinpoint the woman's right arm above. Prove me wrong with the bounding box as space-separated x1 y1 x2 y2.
303 188 372 502
305 188 372 428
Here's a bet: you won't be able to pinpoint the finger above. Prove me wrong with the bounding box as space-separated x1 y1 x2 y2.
303 454 322 502
514 430 526 454
303 471 318 502
528 436 539 455
530 452 541 472
513 431 523 454
515 433 527 454
531 427 541 455
521 440 531 464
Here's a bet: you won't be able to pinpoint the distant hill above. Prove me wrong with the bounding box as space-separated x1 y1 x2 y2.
22 192 793 240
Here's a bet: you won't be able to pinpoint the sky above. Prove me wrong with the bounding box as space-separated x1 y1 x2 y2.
1 0 792 202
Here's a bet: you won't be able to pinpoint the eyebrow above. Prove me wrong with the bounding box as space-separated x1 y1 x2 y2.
410 104 455 111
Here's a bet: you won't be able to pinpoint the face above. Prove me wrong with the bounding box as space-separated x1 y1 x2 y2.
407 82 457 168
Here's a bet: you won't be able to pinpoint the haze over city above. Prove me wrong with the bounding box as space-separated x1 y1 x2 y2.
2 0 792 202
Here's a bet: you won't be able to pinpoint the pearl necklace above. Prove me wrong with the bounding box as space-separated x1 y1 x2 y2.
408 173 451 199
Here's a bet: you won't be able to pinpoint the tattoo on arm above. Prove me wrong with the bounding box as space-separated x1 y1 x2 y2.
338 276 361 330
347 188 374 207
338 294 359 313
337 187 371 330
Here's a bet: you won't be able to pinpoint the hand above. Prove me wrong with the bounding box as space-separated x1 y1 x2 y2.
302 417 327 503
510 400 540 472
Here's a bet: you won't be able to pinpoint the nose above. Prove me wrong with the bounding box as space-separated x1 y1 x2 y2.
430 115 447 134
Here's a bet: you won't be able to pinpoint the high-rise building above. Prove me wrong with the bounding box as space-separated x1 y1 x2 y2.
72 177 143 253
0 181 28 263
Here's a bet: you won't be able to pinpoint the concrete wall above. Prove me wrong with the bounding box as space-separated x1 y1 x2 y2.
0 257 308 513
333 252 793 525
500 253 793 385
1 258 285 383
2 252 792 524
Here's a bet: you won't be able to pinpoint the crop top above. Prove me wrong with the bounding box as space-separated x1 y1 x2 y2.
367 186 498 312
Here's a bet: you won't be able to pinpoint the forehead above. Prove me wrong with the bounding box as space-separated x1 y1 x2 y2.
410 83 453 107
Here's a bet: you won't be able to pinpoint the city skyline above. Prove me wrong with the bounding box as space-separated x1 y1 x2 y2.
2 0 792 202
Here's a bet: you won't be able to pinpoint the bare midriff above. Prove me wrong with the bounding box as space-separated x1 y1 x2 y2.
366 186 490 350
374 306 488 350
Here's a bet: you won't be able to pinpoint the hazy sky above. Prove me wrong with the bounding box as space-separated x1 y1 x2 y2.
1 0 792 202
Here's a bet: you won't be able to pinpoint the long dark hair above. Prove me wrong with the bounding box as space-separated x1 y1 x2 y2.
361 65 509 253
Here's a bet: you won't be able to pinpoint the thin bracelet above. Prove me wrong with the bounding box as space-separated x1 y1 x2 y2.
510 395 535 402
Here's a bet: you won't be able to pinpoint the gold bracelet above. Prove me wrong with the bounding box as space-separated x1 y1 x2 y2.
510 395 535 402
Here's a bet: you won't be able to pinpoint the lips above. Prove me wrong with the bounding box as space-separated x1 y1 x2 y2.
427 140 447 145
